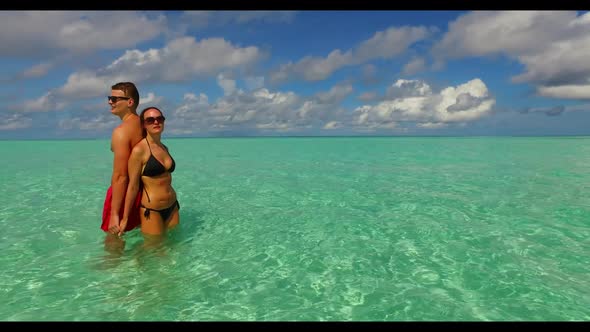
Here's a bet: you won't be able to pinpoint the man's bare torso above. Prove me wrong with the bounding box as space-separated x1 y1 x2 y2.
111 115 143 151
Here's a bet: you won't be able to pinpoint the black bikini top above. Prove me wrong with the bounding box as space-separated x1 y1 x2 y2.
142 138 175 177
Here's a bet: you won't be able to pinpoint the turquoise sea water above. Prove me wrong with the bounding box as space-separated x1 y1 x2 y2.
0 137 589 321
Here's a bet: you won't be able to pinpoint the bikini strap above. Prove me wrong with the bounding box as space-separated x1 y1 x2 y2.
143 185 151 203
140 203 151 219
145 137 153 153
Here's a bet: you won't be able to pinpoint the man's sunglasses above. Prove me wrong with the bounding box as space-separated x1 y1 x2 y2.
108 96 131 103
145 116 166 125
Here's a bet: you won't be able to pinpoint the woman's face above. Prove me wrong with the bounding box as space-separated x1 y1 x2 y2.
143 108 165 135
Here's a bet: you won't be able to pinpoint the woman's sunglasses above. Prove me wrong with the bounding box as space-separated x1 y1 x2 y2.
145 116 166 125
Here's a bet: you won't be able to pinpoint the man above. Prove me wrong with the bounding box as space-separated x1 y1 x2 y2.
100 82 144 237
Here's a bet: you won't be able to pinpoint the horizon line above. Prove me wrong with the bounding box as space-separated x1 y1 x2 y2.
2 134 590 141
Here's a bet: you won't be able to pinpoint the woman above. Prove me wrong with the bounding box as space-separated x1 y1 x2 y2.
119 106 179 237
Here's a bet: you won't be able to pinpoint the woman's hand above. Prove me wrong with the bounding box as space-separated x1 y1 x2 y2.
118 218 128 237
108 215 120 235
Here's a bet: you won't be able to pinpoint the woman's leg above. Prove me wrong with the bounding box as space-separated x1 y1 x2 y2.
165 203 180 229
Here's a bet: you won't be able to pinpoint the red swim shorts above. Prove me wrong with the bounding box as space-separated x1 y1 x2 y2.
101 186 142 232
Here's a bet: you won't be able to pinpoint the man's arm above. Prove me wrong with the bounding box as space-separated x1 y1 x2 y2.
110 128 131 223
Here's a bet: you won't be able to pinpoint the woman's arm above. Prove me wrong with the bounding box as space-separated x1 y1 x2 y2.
118 145 143 236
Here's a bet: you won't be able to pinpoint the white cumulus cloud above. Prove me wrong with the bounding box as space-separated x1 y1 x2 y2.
433 11 590 99
352 78 495 130
0 11 167 57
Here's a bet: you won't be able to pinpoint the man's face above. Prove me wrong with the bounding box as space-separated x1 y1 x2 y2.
108 89 132 115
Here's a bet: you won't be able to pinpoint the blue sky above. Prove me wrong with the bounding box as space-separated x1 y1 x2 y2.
1 10 590 139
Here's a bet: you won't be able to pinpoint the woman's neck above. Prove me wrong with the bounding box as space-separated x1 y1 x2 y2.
146 134 162 145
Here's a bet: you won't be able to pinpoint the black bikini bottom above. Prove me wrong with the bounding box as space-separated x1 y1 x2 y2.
140 200 180 222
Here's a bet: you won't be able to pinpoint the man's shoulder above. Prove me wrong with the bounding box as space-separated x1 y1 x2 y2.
121 115 141 129
111 125 128 139
111 125 135 146
114 118 140 136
